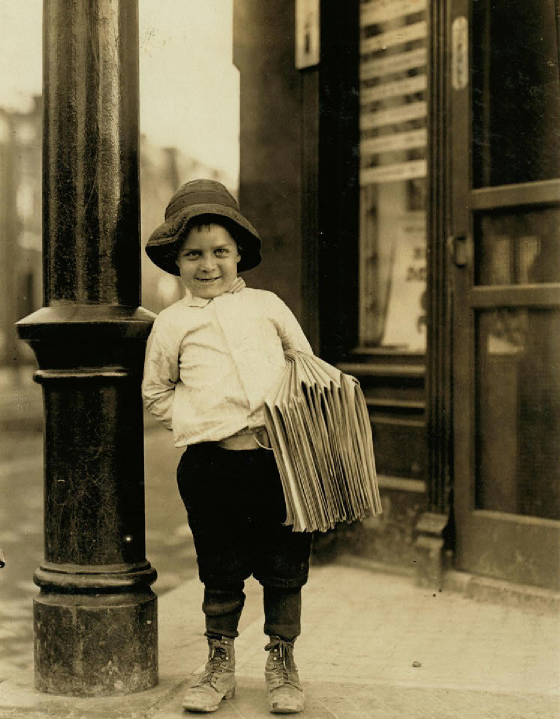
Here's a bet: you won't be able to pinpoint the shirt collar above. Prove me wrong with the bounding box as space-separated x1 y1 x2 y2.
182 277 246 307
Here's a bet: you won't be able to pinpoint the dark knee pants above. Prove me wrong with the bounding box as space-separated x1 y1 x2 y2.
177 443 312 641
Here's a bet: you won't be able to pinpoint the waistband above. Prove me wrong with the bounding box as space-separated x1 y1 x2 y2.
218 427 271 451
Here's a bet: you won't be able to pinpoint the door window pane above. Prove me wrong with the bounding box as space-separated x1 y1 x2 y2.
476 309 560 520
472 0 560 187
359 0 428 350
476 207 560 285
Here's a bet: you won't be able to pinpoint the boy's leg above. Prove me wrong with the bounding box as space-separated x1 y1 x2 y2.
203 583 246 639
250 449 312 627
177 443 256 712
257 529 309 714
176 442 254 600
262 585 302 641
250 450 311 714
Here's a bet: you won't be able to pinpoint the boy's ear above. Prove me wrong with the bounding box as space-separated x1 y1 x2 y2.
232 241 241 264
234 240 242 264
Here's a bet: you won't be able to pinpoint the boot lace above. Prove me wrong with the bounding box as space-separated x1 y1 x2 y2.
195 640 232 691
265 637 301 691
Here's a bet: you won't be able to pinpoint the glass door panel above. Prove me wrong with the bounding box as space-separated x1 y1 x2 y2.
472 0 560 187
476 208 560 286
476 308 560 520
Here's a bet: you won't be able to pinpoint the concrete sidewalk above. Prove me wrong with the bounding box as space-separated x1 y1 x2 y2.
1 563 559 718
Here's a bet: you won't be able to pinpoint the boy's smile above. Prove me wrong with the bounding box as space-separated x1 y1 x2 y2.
176 223 241 299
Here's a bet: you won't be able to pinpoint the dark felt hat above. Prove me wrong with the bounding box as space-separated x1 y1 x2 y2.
145 179 262 275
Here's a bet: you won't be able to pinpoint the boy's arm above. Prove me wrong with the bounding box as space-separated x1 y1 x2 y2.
142 319 179 430
272 295 314 355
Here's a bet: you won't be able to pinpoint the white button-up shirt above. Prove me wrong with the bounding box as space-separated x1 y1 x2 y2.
142 286 313 447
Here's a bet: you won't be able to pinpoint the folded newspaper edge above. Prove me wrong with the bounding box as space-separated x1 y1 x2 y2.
264 350 382 532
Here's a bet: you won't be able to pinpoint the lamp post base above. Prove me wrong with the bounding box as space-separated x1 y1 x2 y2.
34 589 157 696
18 305 158 696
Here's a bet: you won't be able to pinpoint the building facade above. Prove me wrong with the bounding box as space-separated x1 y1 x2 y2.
233 0 560 590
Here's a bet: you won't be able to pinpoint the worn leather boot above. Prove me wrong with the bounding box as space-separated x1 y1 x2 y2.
182 635 236 713
264 636 304 714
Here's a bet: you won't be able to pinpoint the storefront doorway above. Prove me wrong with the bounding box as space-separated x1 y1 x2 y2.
449 0 560 589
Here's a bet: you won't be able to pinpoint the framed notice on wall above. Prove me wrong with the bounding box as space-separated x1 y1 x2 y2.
295 0 320 69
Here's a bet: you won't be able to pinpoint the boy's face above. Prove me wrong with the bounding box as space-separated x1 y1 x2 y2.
175 223 241 299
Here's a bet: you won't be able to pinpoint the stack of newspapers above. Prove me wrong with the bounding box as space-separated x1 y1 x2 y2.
264 350 382 532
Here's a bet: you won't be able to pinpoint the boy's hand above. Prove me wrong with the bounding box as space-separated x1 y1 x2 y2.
230 277 246 294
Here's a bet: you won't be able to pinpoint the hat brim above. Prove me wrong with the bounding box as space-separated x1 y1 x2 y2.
145 204 262 276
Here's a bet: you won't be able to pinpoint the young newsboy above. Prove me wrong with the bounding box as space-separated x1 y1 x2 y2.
142 179 313 714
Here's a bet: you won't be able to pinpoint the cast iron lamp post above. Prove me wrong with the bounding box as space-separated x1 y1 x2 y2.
16 0 158 695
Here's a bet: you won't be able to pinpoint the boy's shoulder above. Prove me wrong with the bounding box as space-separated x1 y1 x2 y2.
230 287 288 314
155 296 188 320
239 287 279 302
242 287 293 305
151 296 196 335
239 287 296 313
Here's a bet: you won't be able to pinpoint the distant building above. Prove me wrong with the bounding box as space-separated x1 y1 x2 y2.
0 99 232 367
0 96 42 368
